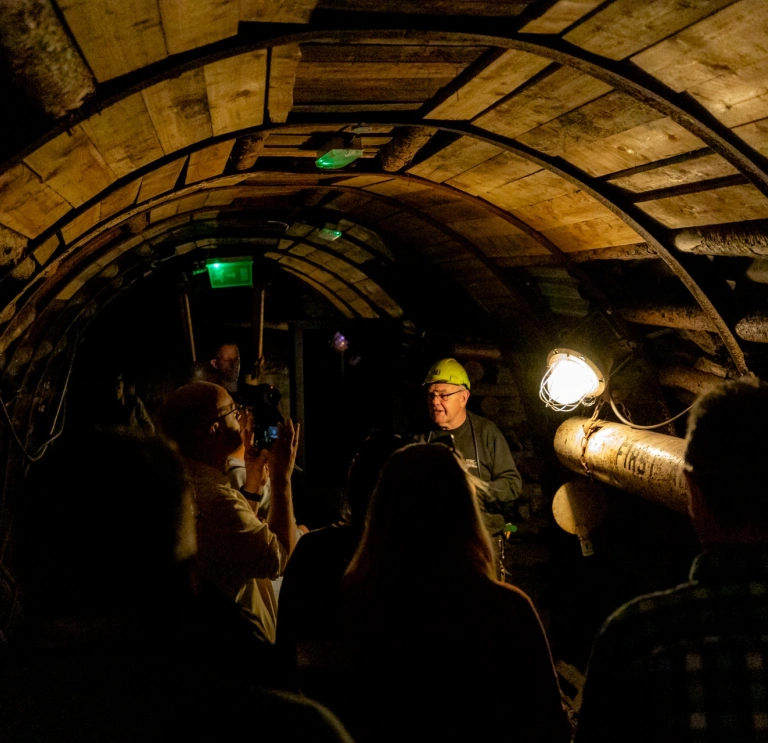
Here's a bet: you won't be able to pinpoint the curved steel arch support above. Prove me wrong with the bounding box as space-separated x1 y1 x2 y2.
427 120 748 374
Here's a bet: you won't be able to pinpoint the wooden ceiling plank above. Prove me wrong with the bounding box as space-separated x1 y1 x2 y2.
137 158 187 202
100 180 142 220
158 0 239 55
516 91 662 156
298 44 486 64
541 214 643 251
483 169 579 212
610 153 739 192
512 191 612 232
511 189 615 231
313 0 528 14
0 164 71 239
426 49 552 120
269 44 302 123
141 68 213 154
564 118 706 177
444 151 542 196
292 102 424 112
58 0 167 82
79 93 165 178
407 137 503 182
265 135 313 146
240 0 317 23
685 57 768 129
204 51 268 136
565 0 736 61
474 67 612 140
520 0 605 34
297 62 473 79
734 116 768 157
24 125 117 208
61 204 101 245
150 202 180 223
638 183 768 228
186 141 236 184
632 0 768 92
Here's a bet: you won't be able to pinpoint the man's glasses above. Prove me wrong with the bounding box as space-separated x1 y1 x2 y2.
425 390 464 402
216 403 243 421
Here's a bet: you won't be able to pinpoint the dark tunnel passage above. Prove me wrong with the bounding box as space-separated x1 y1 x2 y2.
3 1 768 739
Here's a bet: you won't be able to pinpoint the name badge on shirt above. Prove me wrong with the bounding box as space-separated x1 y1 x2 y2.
465 458 479 471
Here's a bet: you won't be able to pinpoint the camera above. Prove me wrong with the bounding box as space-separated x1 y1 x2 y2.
242 384 283 450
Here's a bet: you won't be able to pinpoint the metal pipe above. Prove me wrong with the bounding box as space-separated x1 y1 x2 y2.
554 417 689 514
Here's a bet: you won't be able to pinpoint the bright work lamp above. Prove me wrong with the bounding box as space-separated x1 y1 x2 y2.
540 348 605 412
315 136 363 170
206 259 253 289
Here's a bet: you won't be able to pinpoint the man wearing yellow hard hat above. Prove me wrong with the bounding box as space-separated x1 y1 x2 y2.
417 358 522 534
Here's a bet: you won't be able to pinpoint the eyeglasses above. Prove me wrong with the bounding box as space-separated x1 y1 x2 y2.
216 403 243 421
425 390 464 402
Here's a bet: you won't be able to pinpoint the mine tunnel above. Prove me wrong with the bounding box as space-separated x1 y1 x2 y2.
2 0 768 739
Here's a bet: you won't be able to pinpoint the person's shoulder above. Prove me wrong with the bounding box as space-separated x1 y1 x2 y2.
469 411 502 434
288 524 355 569
593 580 697 651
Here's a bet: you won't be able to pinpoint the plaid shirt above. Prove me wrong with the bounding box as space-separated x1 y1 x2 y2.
575 545 768 743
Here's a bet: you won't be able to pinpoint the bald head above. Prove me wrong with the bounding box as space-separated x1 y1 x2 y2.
161 382 234 460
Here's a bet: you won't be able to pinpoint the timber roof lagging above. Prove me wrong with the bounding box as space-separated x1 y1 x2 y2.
2 0 768 390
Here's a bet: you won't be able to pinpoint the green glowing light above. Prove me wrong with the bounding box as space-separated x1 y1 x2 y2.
206 259 253 289
315 148 363 170
319 228 343 241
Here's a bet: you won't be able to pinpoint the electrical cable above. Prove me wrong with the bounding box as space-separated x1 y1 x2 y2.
608 393 693 431
0 345 76 463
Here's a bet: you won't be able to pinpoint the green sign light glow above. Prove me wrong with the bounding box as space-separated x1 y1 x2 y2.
315 148 364 170
206 259 253 289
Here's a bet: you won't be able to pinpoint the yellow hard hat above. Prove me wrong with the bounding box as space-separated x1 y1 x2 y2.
423 358 471 390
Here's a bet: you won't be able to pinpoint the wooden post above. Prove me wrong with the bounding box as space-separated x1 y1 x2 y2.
674 220 768 257
620 304 713 331
379 126 438 172
0 0 95 117
231 133 268 171
658 365 724 396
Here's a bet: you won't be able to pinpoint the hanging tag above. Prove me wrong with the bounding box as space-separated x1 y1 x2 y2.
579 537 594 557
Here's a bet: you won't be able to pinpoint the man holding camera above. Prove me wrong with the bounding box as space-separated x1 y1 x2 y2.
162 381 300 644
415 358 522 535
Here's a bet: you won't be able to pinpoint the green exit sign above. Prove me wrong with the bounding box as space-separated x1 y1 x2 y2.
206 260 253 289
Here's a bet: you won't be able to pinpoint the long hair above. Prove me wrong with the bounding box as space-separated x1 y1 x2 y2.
344 443 495 593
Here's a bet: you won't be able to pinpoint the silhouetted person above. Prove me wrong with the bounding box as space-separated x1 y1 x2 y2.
4 428 352 742
576 377 768 743
195 341 241 394
161 381 299 644
276 434 402 699
342 443 569 743
101 372 155 433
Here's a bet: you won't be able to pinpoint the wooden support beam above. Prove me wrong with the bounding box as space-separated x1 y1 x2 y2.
0 0 95 117
736 313 768 344
621 303 768 345
0 225 28 267
621 304 712 332
379 126 438 172
230 133 269 171
674 220 768 257
658 365 724 397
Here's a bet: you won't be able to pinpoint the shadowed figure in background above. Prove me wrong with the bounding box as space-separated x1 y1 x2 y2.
341 443 570 743
101 372 155 433
576 377 768 743
3 428 353 742
276 433 403 701
194 341 241 395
